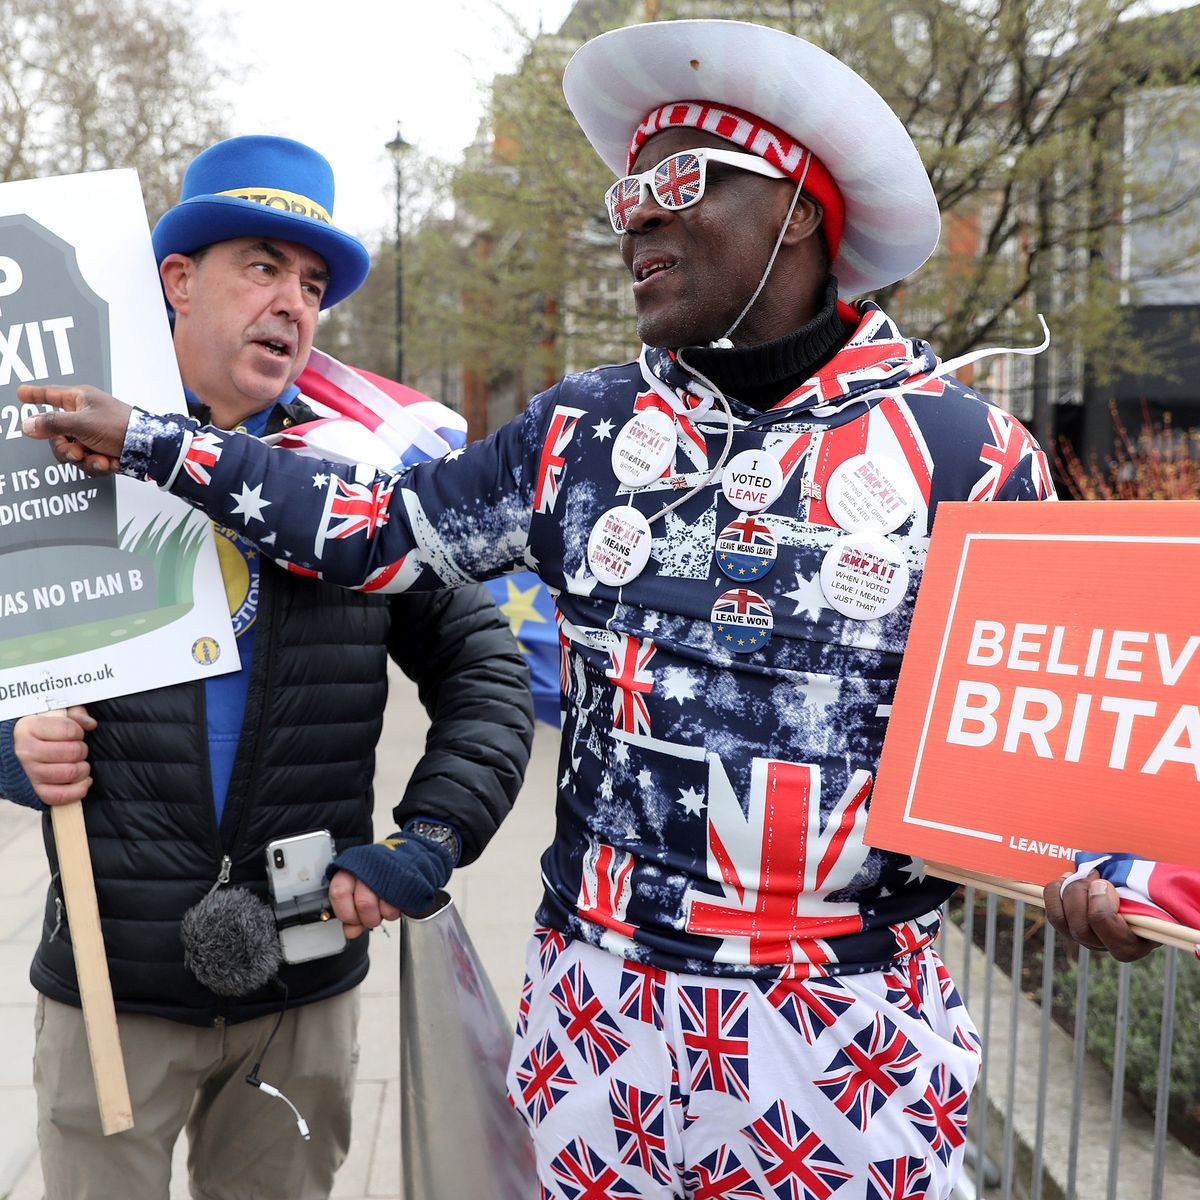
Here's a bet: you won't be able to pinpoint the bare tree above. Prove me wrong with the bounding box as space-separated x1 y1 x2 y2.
0 0 228 221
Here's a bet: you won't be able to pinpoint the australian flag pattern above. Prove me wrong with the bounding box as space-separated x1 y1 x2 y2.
132 301 1054 979
508 933 979 1198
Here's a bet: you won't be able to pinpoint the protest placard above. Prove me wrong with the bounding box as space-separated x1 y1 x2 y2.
867 501 1200 885
0 169 235 722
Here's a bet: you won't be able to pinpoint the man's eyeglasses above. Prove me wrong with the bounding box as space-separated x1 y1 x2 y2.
604 147 788 234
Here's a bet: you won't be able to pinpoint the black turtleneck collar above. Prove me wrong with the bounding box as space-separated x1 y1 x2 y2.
678 277 854 412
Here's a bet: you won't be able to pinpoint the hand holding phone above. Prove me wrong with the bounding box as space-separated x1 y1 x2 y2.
265 830 347 964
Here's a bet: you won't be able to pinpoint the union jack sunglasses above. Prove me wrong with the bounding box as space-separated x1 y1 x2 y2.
604 147 788 234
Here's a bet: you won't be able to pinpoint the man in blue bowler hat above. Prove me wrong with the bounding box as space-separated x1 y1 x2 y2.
1 135 533 1199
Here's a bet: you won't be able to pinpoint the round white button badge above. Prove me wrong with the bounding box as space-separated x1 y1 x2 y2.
710 587 774 653
825 454 915 534
611 409 676 487
720 449 784 512
587 506 653 587
819 532 910 620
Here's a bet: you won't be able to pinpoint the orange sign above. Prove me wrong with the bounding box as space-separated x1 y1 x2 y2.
867 501 1200 884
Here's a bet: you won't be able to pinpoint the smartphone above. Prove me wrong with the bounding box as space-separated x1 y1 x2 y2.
265 830 347 964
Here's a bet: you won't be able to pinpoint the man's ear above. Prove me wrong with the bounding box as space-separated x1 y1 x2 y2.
781 195 824 247
160 254 196 313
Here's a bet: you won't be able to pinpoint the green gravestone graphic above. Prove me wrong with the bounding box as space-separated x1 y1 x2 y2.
0 213 198 668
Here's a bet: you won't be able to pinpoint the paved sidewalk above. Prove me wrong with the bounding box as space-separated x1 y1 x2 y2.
0 668 558 1199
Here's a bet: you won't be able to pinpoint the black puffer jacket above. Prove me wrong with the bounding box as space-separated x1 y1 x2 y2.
29 564 533 1025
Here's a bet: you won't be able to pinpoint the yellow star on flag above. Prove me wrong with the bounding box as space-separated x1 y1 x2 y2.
499 577 548 642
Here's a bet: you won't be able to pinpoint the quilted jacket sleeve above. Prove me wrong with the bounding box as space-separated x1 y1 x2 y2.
385 583 534 865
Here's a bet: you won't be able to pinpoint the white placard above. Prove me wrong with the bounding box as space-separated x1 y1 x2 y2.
0 170 237 720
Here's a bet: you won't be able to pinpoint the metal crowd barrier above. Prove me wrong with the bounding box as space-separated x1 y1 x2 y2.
945 888 1200 1200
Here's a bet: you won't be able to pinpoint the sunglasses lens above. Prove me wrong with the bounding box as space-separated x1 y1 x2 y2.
607 176 643 232
652 152 704 210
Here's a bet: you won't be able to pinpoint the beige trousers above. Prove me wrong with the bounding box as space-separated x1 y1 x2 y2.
34 989 359 1200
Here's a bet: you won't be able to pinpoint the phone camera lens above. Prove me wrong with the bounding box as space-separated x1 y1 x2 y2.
272 849 286 869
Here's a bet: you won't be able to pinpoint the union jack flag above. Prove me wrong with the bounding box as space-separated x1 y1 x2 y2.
865 1156 933 1200
970 407 1047 501
903 1063 971 1164
550 960 630 1074
316 475 394 554
815 1013 921 1132
514 1030 574 1124
516 975 533 1039
684 761 872 967
742 1101 853 1200
678 985 751 1101
549 1136 641 1199
633 389 706 473
716 514 777 582
182 430 223 485
578 840 636 940
608 1080 670 1181
608 175 644 229
533 405 584 514
534 925 568 977
683 1145 764 1199
881 957 924 1014
932 959 979 1051
758 976 856 1045
618 962 666 1026
654 151 703 207
607 634 656 735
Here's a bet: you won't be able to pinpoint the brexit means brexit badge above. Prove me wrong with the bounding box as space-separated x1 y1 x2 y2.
715 513 777 582
710 587 773 653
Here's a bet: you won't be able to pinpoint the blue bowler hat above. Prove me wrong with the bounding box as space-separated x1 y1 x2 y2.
152 135 371 309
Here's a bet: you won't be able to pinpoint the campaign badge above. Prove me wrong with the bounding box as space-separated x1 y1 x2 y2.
715 513 778 582
819 532 910 620
720 449 783 512
710 587 774 653
611 408 676 487
826 453 915 534
587 505 653 587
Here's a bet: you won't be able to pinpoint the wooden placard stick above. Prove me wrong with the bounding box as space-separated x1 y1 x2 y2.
927 861 1200 956
49 749 134 1135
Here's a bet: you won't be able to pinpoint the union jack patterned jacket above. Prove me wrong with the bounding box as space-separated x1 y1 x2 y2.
126 302 1054 979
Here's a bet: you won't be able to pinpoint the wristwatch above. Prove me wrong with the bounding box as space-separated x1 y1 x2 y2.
403 819 462 866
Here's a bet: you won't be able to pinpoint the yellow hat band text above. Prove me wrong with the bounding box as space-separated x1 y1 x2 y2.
217 187 331 224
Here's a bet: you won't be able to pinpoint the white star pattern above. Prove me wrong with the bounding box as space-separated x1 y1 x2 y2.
782 566 828 621
600 774 614 800
230 482 271 524
560 770 571 791
261 532 277 546
676 786 705 816
312 473 328 488
445 447 465 461
592 418 614 441
649 499 717 580
614 742 629 764
660 667 697 706
643 612 661 633
637 769 652 790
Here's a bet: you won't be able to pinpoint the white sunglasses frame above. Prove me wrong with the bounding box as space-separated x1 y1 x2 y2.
604 147 790 234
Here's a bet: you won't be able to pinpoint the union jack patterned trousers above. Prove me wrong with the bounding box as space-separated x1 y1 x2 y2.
506 929 981 1200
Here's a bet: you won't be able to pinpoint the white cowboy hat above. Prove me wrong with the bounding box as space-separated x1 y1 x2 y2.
563 19 940 298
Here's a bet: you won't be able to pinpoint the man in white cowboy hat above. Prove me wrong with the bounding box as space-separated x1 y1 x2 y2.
22 22 1055 1196
2 134 533 1199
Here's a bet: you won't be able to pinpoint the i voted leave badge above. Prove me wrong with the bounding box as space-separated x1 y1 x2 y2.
710 587 774 653
612 409 676 487
715 513 777 582
819 532 910 620
825 453 915 534
721 449 784 512
587 506 653 587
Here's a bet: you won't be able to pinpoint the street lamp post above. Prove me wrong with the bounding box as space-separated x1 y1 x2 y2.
385 122 412 383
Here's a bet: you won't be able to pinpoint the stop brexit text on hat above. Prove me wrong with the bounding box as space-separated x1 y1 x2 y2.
867 500 1200 885
0 168 236 722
